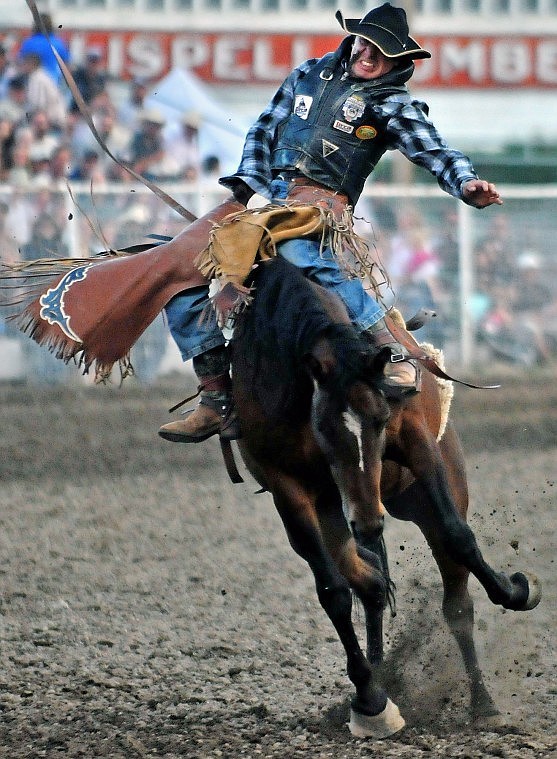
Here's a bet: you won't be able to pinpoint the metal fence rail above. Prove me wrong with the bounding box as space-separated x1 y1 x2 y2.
2 181 557 383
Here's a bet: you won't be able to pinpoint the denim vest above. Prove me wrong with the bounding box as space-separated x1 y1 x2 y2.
272 53 409 205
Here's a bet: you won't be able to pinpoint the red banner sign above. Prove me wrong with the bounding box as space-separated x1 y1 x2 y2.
4 29 557 88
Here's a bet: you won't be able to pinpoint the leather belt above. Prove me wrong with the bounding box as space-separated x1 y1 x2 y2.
274 172 336 190
274 173 349 206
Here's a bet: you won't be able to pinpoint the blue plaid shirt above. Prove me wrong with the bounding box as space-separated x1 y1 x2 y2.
220 58 478 203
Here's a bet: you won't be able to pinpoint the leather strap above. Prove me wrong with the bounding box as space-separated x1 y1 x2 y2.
384 313 500 390
220 439 244 484
167 374 232 414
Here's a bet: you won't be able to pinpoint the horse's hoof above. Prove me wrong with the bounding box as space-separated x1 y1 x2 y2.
349 698 405 739
512 571 542 610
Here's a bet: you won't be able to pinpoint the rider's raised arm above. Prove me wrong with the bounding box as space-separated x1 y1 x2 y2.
382 97 479 202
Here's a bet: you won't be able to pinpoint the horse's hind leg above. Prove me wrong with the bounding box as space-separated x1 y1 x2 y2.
413 507 499 721
272 477 404 738
387 424 499 721
396 417 541 612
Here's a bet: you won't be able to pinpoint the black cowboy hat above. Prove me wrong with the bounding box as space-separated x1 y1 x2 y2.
336 3 431 60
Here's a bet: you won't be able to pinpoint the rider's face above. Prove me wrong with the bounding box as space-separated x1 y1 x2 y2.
349 37 396 80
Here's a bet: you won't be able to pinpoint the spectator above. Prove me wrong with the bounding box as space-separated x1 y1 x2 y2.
0 200 20 264
386 206 427 290
20 110 61 167
18 12 70 86
5 183 34 246
19 53 67 131
20 211 68 260
117 76 149 132
28 149 52 188
128 108 171 180
69 148 105 183
7 139 32 187
49 143 73 188
0 44 17 99
512 251 555 362
0 112 17 180
69 46 108 114
201 154 221 179
478 213 517 285
15 192 75 385
391 212 444 345
71 103 130 175
163 110 201 180
1 75 28 125
434 207 460 294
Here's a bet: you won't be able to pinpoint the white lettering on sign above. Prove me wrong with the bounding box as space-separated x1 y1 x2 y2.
491 41 531 83
440 41 486 82
107 35 125 80
128 35 165 79
537 40 557 83
172 36 210 69
412 52 433 84
12 29 557 87
213 36 250 80
253 39 290 81
292 37 311 67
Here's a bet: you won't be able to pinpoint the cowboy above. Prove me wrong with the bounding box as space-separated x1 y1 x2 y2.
159 2 502 444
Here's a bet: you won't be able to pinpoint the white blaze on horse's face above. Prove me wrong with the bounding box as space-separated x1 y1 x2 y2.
311 380 387 523
342 410 364 472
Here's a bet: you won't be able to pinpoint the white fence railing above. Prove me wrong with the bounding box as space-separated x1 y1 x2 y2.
2 181 557 383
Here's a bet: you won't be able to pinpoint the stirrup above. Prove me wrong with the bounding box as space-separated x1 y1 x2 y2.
200 395 241 441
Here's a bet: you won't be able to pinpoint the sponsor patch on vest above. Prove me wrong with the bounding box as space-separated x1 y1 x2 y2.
355 125 378 140
294 95 312 120
333 119 354 134
322 139 339 157
342 94 365 123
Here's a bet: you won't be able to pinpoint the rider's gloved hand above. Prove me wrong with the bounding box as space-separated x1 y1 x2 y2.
231 180 255 206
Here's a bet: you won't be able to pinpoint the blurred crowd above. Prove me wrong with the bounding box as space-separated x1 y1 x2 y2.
0 13 220 264
0 13 556 381
363 201 557 367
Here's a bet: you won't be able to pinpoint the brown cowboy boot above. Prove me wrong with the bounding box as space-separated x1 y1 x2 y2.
365 318 419 393
158 390 240 443
159 346 241 443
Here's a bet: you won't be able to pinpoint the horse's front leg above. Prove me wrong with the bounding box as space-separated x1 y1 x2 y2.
320 387 390 557
270 472 403 738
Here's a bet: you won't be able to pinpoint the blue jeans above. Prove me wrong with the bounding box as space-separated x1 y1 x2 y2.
164 286 225 362
166 179 384 361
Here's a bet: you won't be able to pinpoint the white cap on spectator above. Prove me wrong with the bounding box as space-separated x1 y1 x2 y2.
181 110 201 128
121 204 151 224
139 108 165 126
517 251 541 270
29 144 54 162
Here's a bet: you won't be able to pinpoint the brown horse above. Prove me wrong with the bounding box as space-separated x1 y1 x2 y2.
229 256 541 739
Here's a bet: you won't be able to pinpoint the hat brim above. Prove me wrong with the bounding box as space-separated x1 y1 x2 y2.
336 10 431 60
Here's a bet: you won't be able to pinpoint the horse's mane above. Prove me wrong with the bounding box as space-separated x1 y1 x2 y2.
231 258 370 419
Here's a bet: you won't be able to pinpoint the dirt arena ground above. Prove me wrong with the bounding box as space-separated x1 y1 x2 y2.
0 366 555 758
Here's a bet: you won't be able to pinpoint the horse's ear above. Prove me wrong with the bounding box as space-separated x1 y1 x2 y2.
305 353 325 383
